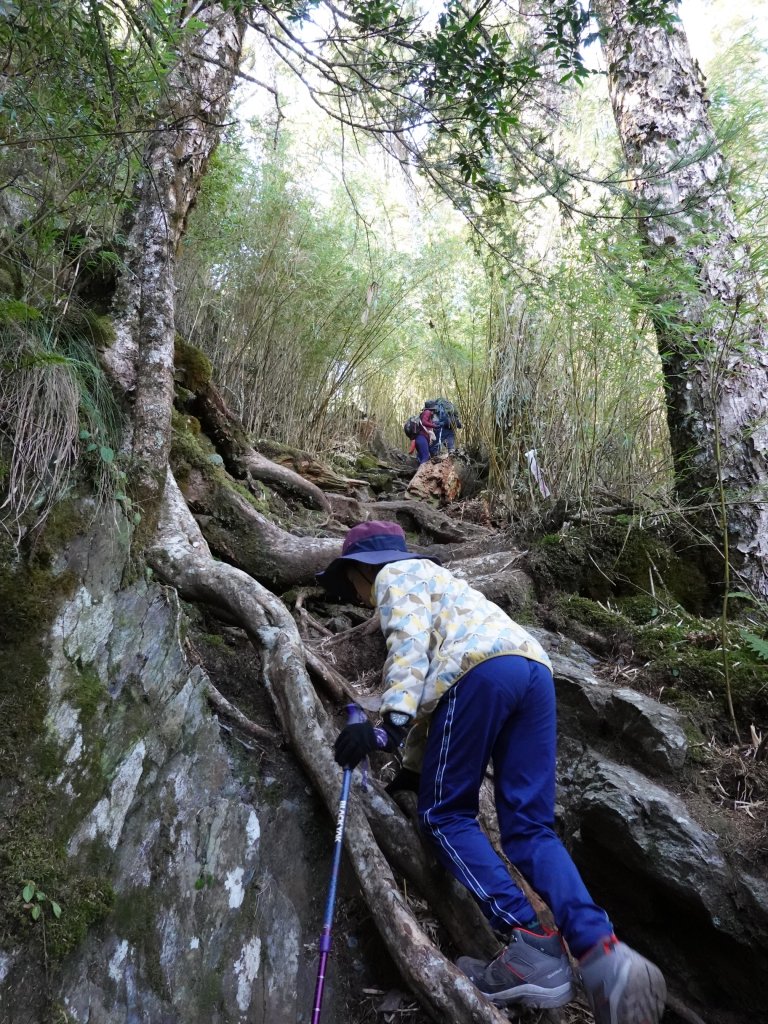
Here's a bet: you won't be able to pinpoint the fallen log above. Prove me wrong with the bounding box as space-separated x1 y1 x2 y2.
191 374 332 512
406 456 471 505
255 437 369 496
366 499 490 544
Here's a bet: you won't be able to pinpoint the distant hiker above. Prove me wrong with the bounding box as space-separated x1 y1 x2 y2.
425 397 462 454
410 404 438 465
317 521 666 1024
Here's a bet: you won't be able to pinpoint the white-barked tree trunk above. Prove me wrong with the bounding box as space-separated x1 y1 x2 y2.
104 3 245 528
597 0 768 597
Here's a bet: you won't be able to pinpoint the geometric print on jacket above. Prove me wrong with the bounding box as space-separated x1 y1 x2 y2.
375 557 552 727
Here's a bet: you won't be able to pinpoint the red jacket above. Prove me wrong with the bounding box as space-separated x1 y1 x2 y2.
419 409 437 437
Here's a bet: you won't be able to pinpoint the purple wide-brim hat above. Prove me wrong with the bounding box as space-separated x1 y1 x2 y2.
316 520 440 600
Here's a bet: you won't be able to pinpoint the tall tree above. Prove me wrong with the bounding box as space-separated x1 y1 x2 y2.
103 2 246 528
596 0 768 597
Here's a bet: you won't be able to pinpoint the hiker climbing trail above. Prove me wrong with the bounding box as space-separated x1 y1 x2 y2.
4 5 768 1021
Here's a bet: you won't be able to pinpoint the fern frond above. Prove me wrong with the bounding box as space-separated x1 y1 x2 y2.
740 629 768 664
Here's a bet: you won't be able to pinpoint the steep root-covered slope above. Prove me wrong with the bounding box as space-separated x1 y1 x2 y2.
2 372 767 1024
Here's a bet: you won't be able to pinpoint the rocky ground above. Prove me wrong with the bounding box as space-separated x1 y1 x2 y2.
177 425 768 1024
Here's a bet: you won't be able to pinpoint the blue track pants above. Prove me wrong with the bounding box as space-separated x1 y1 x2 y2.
414 434 431 463
417 655 612 957
430 428 455 455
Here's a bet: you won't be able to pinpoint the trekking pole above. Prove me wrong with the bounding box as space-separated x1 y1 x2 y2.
311 703 366 1024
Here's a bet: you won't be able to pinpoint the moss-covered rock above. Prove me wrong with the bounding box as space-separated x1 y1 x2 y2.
355 454 379 473
171 412 271 516
616 594 664 625
174 337 212 394
553 593 768 732
3 802 114 961
554 594 635 636
112 887 167 996
89 313 116 348
529 518 710 613
0 540 74 778
0 529 113 967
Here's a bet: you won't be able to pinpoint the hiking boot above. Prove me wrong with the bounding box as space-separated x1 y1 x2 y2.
457 927 575 1008
580 936 666 1024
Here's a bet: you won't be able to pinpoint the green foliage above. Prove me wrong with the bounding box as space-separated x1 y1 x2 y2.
418 2 534 162
0 0 194 308
0 299 41 321
0 311 122 538
740 629 768 663
177 127 451 449
21 880 62 923
2 797 113 961
708 26 768 277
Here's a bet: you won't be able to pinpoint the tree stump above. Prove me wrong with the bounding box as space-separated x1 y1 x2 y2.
407 456 467 505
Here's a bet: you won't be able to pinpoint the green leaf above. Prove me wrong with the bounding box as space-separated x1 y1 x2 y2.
22 883 34 902
99 446 115 464
51 901 62 918
31 905 41 921
740 630 768 664
35 891 47 901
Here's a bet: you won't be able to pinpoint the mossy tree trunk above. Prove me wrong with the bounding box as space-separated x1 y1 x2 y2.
597 0 768 598
103 3 245 532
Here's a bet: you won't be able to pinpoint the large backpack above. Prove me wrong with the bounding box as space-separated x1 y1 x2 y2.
429 398 460 429
403 414 422 439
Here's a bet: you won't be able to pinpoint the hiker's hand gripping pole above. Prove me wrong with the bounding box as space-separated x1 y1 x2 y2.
311 703 366 1024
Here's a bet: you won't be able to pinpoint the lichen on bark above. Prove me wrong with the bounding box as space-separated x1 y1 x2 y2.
597 0 768 597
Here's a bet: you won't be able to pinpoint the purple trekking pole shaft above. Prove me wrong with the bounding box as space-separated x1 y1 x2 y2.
311 703 366 1024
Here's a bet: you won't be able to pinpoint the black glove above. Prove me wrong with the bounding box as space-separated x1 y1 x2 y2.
334 722 380 769
385 767 421 795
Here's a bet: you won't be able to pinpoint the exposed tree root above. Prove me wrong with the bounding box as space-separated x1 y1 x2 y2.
319 613 382 643
325 492 371 524
304 648 358 704
179 469 341 590
665 994 708 1024
367 499 491 544
192 378 332 512
204 681 280 745
149 472 511 1024
293 589 336 639
424 533 512 563
360 785 500 962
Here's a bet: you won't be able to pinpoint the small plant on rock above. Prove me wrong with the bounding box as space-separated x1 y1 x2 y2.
21 880 62 923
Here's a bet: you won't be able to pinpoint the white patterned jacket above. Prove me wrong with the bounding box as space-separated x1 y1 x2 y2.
374 558 552 768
